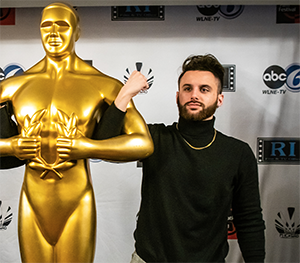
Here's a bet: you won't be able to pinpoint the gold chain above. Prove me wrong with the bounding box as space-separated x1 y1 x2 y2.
176 124 217 150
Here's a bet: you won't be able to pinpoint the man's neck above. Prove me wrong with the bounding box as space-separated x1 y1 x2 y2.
178 116 215 136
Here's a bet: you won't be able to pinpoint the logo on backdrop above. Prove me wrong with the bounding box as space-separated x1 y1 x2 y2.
124 62 154 94
112 6 165 21
89 159 102 163
222 65 236 92
0 8 15 25
0 201 13 230
0 63 25 83
227 209 237 239
196 5 244 22
275 207 300 238
262 63 300 94
276 5 299 24
257 138 300 164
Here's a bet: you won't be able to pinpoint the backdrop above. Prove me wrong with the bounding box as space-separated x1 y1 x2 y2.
0 5 299 263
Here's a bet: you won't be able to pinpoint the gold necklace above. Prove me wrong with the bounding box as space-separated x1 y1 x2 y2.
176 124 217 150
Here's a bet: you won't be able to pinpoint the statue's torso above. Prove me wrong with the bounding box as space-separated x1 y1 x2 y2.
9 71 118 243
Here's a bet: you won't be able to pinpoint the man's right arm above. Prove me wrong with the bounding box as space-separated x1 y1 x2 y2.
92 70 147 141
92 101 126 140
0 103 26 168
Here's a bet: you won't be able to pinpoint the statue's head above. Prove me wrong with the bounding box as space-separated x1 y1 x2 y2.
40 2 81 58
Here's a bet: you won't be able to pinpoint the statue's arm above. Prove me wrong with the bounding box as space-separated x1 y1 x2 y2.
0 80 40 163
57 102 153 162
57 71 153 162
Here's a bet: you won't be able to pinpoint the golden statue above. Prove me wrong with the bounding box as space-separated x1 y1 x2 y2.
0 2 153 262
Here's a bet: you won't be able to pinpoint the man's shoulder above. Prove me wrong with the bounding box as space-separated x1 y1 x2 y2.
217 131 246 143
147 122 175 130
147 122 176 135
217 131 254 154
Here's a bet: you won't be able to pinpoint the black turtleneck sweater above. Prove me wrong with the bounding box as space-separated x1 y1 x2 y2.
136 117 265 263
93 103 265 263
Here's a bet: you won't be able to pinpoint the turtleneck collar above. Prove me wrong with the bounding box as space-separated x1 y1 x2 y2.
177 116 215 137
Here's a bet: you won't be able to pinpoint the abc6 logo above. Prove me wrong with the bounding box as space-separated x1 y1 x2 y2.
0 64 25 83
263 64 300 92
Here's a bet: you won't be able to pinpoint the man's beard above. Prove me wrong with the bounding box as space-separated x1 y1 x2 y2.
177 97 218 121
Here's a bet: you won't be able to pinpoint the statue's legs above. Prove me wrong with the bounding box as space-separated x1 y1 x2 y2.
18 190 97 262
55 191 97 262
18 191 54 262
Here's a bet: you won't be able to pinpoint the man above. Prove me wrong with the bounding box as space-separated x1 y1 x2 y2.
0 3 153 262
94 54 266 262
0 102 25 168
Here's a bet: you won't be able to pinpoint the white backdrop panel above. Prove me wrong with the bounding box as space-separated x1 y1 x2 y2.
0 5 299 263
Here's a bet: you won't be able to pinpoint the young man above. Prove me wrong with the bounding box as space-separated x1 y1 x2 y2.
0 102 25 168
94 54 266 262
0 3 152 262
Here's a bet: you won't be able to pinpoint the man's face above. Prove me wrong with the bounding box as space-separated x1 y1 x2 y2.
40 7 79 58
176 70 224 121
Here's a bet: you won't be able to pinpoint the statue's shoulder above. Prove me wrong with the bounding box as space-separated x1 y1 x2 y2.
77 60 113 76
25 59 45 74
81 66 122 88
0 72 28 100
1 69 29 87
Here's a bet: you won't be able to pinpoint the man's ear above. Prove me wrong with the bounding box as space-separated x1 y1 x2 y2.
217 94 224 107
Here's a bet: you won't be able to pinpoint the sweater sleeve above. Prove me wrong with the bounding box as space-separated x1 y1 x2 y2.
0 102 26 169
92 101 126 140
232 143 265 262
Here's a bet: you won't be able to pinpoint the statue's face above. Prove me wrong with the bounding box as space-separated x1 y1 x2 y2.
40 7 79 58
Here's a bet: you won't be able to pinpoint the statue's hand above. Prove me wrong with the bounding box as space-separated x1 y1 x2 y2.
11 135 41 160
56 135 90 160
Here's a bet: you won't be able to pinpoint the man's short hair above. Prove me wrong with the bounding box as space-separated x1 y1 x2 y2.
178 54 225 94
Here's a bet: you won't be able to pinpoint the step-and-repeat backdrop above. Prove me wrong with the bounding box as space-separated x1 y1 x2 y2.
0 5 299 263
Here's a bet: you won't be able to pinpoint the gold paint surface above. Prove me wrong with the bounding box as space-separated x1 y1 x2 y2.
0 2 153 262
